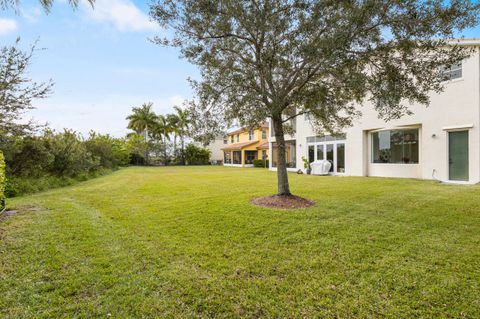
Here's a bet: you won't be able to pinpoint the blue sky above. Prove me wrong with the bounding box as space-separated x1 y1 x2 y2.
0 0 198 136
1 0 479 137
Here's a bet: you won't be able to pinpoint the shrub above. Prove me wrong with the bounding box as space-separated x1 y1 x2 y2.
85 132 130 169
253 159 269 168
184 144 210 165
0 150 5 210
1 129 132 197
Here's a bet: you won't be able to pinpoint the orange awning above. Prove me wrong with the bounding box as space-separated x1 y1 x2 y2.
221 141 258 151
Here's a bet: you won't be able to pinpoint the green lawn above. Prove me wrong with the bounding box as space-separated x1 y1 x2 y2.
1 166 479 318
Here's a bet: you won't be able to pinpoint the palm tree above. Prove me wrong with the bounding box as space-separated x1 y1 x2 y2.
126 102 157 164
152 115 171 166
166 114 180 162
174 106 190 165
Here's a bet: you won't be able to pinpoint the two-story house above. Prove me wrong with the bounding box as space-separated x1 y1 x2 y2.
222 123 269 167
269 38 480 184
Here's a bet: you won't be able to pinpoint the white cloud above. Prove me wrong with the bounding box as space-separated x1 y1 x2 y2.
82 0 159 32
21 7 43 23
28 94 186 137
0 18 18 36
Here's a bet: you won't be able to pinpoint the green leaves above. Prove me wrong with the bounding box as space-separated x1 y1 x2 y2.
0 150 5 211
151 0 480 131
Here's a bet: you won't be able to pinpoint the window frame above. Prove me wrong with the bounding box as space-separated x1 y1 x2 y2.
441 61 463 82
371 128 419 164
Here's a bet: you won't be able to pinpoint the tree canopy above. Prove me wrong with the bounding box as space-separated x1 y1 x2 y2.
150 0 480 196
0 39 53 136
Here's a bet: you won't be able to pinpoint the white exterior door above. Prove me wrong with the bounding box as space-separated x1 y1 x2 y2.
307 139 346 174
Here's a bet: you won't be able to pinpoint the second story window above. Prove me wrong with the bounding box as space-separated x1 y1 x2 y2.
441 62 462 81
230 135 234 143
249 130 254 140
236 134 239 142
262 129 266 139
223 138 228 144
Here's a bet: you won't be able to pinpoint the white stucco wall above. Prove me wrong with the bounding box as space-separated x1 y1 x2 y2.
270 46 480 184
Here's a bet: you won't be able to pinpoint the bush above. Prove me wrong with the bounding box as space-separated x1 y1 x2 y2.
85 132 130 169
0 129 132 197
184 144 211 165
253 159 269 168
5 169 112 197
0 151 5 210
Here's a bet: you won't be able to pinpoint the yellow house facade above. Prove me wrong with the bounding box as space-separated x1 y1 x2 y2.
222 123 269 167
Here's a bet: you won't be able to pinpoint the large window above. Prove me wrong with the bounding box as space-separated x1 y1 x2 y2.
272 141 296 168
245 151 257 164
441 62 462 81
248 130 254 140
224 152 231 164
372 129 419 164
233 151 241 164
308 145 315 163
262 129 267 139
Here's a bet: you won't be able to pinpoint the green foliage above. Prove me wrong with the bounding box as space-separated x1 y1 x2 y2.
125 134 148 165
302 156 311 170
5 169 110 197
0 39 53 136
1 129 131 197
126 103 193 166
183 144 210 165
0 150 5 211
253 159 268 168
85 132 131 169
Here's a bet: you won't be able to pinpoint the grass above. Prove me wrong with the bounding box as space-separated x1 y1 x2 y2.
1 166 479 318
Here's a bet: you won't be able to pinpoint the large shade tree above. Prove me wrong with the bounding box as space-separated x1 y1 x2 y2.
151 0 480 196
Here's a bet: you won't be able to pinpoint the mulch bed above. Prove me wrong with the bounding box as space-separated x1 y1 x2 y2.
251 195 315 209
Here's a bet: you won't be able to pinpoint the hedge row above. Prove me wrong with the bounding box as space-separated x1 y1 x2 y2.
253 159 269 168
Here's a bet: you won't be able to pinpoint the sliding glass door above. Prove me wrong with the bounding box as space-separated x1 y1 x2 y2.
307 138 346 174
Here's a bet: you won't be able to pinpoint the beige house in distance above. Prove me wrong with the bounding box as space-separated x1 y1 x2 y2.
204 136 227 164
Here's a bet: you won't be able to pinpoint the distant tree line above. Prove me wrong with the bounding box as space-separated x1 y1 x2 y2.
126 103 210 166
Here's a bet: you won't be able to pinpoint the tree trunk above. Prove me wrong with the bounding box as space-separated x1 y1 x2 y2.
144 128 149 166
272 115 291 196
173 134 177 162
163 136 168 166
181 135 185 165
